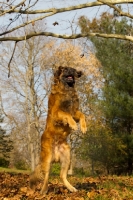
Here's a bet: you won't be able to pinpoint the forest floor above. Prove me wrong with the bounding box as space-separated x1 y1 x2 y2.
0 168 133 200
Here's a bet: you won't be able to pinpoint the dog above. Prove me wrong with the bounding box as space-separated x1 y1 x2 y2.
30 66 87 194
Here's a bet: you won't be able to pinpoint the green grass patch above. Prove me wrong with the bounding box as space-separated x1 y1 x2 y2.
0 167 30 174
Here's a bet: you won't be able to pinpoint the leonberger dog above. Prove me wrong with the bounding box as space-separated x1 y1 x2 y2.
30 66 87 194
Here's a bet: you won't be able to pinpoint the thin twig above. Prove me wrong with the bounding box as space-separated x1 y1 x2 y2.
8 41 17 78
0 91 8 117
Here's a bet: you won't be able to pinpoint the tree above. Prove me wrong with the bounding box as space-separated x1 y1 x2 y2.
0 35 102 170
0 0 133 43
0 33 52 170
0 110 13 166
79 12 133 175
1 0 133 79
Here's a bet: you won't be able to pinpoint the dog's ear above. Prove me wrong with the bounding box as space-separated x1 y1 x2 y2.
54 66 64 78
76 70 83 78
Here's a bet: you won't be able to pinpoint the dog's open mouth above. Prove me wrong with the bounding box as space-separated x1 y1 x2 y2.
65 76 74 87
66 76 73 81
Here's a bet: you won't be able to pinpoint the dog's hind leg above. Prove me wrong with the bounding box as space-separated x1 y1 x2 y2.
30 141 52 194
30 164 42 189
30 159 52 194
40 144 52 194
40 163 51 194
59 143 77 192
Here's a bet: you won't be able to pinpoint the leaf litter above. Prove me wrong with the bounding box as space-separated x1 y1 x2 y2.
0 172 133 199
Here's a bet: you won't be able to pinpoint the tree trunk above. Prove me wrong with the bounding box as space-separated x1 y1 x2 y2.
127 158 132 175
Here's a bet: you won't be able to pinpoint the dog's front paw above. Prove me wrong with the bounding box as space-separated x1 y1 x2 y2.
80 120 87 134
69 120 78 131
62 118 67 126
81 125 87 134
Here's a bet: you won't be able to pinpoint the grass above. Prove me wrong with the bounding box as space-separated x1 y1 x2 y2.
93 176 133 200
0 166 30 174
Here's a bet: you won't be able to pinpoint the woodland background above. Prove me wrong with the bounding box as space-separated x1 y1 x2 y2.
1 1 133 199
0 0 133 184
1 10 133 177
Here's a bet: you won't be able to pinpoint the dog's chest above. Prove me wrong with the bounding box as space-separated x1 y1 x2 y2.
59 92 78 113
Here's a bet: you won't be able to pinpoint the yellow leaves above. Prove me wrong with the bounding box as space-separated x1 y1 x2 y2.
1 173 133 200
108 189 121 200
41 40 101 76
87 191 96 199
20 186 27 193
66 197 84 200
19 186 34 195
41 40 103 98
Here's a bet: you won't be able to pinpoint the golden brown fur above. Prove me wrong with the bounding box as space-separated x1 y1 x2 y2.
30 66 87 194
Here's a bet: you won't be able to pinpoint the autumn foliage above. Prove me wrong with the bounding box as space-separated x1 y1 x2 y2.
41 40 103 125
1 171 133 200
41 41 102 83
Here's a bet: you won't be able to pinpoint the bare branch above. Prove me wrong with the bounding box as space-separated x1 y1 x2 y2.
0 92 8 117
8 41 18 78
0 12 55 36
0 31 133 42
0 0 26 17
1 0 133 15
0 0 133 42
98 0 133 19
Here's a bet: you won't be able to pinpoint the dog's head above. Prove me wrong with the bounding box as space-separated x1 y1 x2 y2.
54 66 83 87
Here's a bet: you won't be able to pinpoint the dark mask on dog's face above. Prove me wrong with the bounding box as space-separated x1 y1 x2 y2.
54 66 83 87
